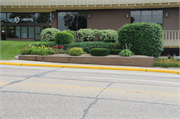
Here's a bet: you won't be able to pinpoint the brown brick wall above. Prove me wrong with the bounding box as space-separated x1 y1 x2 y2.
52 11 58 28
87 10 130 30
163 8 179 30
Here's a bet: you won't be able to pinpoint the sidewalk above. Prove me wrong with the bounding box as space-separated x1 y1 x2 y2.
0 60 179 74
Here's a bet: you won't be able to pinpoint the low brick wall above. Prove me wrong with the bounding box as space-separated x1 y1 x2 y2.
19 55 154 67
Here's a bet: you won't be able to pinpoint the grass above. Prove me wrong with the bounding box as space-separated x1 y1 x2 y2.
0 41 53 60
153 58 180 68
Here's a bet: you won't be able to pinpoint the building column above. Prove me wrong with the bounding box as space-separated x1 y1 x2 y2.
52 11 58 28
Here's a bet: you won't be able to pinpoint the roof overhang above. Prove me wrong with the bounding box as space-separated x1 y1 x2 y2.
1 0 180 12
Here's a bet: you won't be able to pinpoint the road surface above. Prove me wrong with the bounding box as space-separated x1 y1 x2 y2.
0 65 180 119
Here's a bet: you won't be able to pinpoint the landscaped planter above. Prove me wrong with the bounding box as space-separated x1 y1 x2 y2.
18 54 154 67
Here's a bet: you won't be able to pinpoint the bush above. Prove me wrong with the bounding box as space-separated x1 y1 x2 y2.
110 49 122 55
77 29 95 41
119 49 134 57
153 58 180 67
94 29 118 41
40 28 60 42
69 47 83 56
65 30 76 38
20 46 31 55
90 48 109 56
103 39 116 43
55 31 74 44
118 22 164 57
62 42 114 53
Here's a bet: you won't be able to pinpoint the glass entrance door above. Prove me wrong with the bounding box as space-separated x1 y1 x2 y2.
35 26 41 41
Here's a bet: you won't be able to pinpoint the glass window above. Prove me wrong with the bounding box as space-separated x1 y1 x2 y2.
1 13 6 22
49 13 52 23
7 26 15 38
142 11 151 23
58 12 68 31
68 12 78 31
131 11 141 23
21 13 34 23
152 10 163 26
21 27 28 38
7 13 21 23
35 13 50 23
29 26 34 38
78 12 87 30
15 26 20 38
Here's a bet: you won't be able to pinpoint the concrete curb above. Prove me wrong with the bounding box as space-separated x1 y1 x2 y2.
0 62 179 74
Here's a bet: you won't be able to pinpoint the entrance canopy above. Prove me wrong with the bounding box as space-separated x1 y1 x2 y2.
1 0 180 12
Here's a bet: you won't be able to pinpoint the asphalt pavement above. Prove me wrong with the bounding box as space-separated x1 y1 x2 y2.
0 64 180 119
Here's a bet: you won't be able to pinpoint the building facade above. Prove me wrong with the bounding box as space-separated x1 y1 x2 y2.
1 0 180 55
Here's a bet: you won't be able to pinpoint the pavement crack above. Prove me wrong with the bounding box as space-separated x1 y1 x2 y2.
0 68 60 89
80 82 113 119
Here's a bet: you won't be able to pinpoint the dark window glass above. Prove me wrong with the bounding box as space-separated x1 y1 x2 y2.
142 11 151 23
7 13 21 23
29 26 34 38
58 12 68 31
15 26 20 38
1 13 6 23
49 13 52 23
68 12 78 31
21 13 34 23
35 13 50 23
153 10 163 26
7 26 15 38
131 11 141 23
21 27 28 38
78 12 87 30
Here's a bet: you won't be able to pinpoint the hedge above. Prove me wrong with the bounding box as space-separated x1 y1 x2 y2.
62 42 114 53
118 22 164 57
55 31 74 44
90 48 109 56
110 49 122 55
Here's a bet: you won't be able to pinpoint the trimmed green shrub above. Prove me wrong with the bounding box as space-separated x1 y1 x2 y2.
94 29 118 41
77 29 95 41
62 42 114 53
65 29 76 38
103 39 116 43
119 49 134 57
153 58 180 67
118 22 164 57
90 48 109 56
110 49 122 55
69 47 83 56
55 31 74 44
40 28 60 42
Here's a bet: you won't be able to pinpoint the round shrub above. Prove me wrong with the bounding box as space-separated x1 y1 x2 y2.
55 31 74 44
90 48 109 56
110 49 122 55
40 28 60 42
94 29 118 41
77 29 95 41
65 29 76 38
69 47 83 56
119 49 134 57
118 22 164 57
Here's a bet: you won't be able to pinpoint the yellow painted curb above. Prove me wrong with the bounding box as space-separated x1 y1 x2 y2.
0 62 22 66
147 69 180 74
0 62 179 74
22 63 64 68
102 67 146 72
63 65 102 69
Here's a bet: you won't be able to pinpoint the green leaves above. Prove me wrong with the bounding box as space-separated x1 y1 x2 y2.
40 28 60 42
118 22 164 57
55 32 74 44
